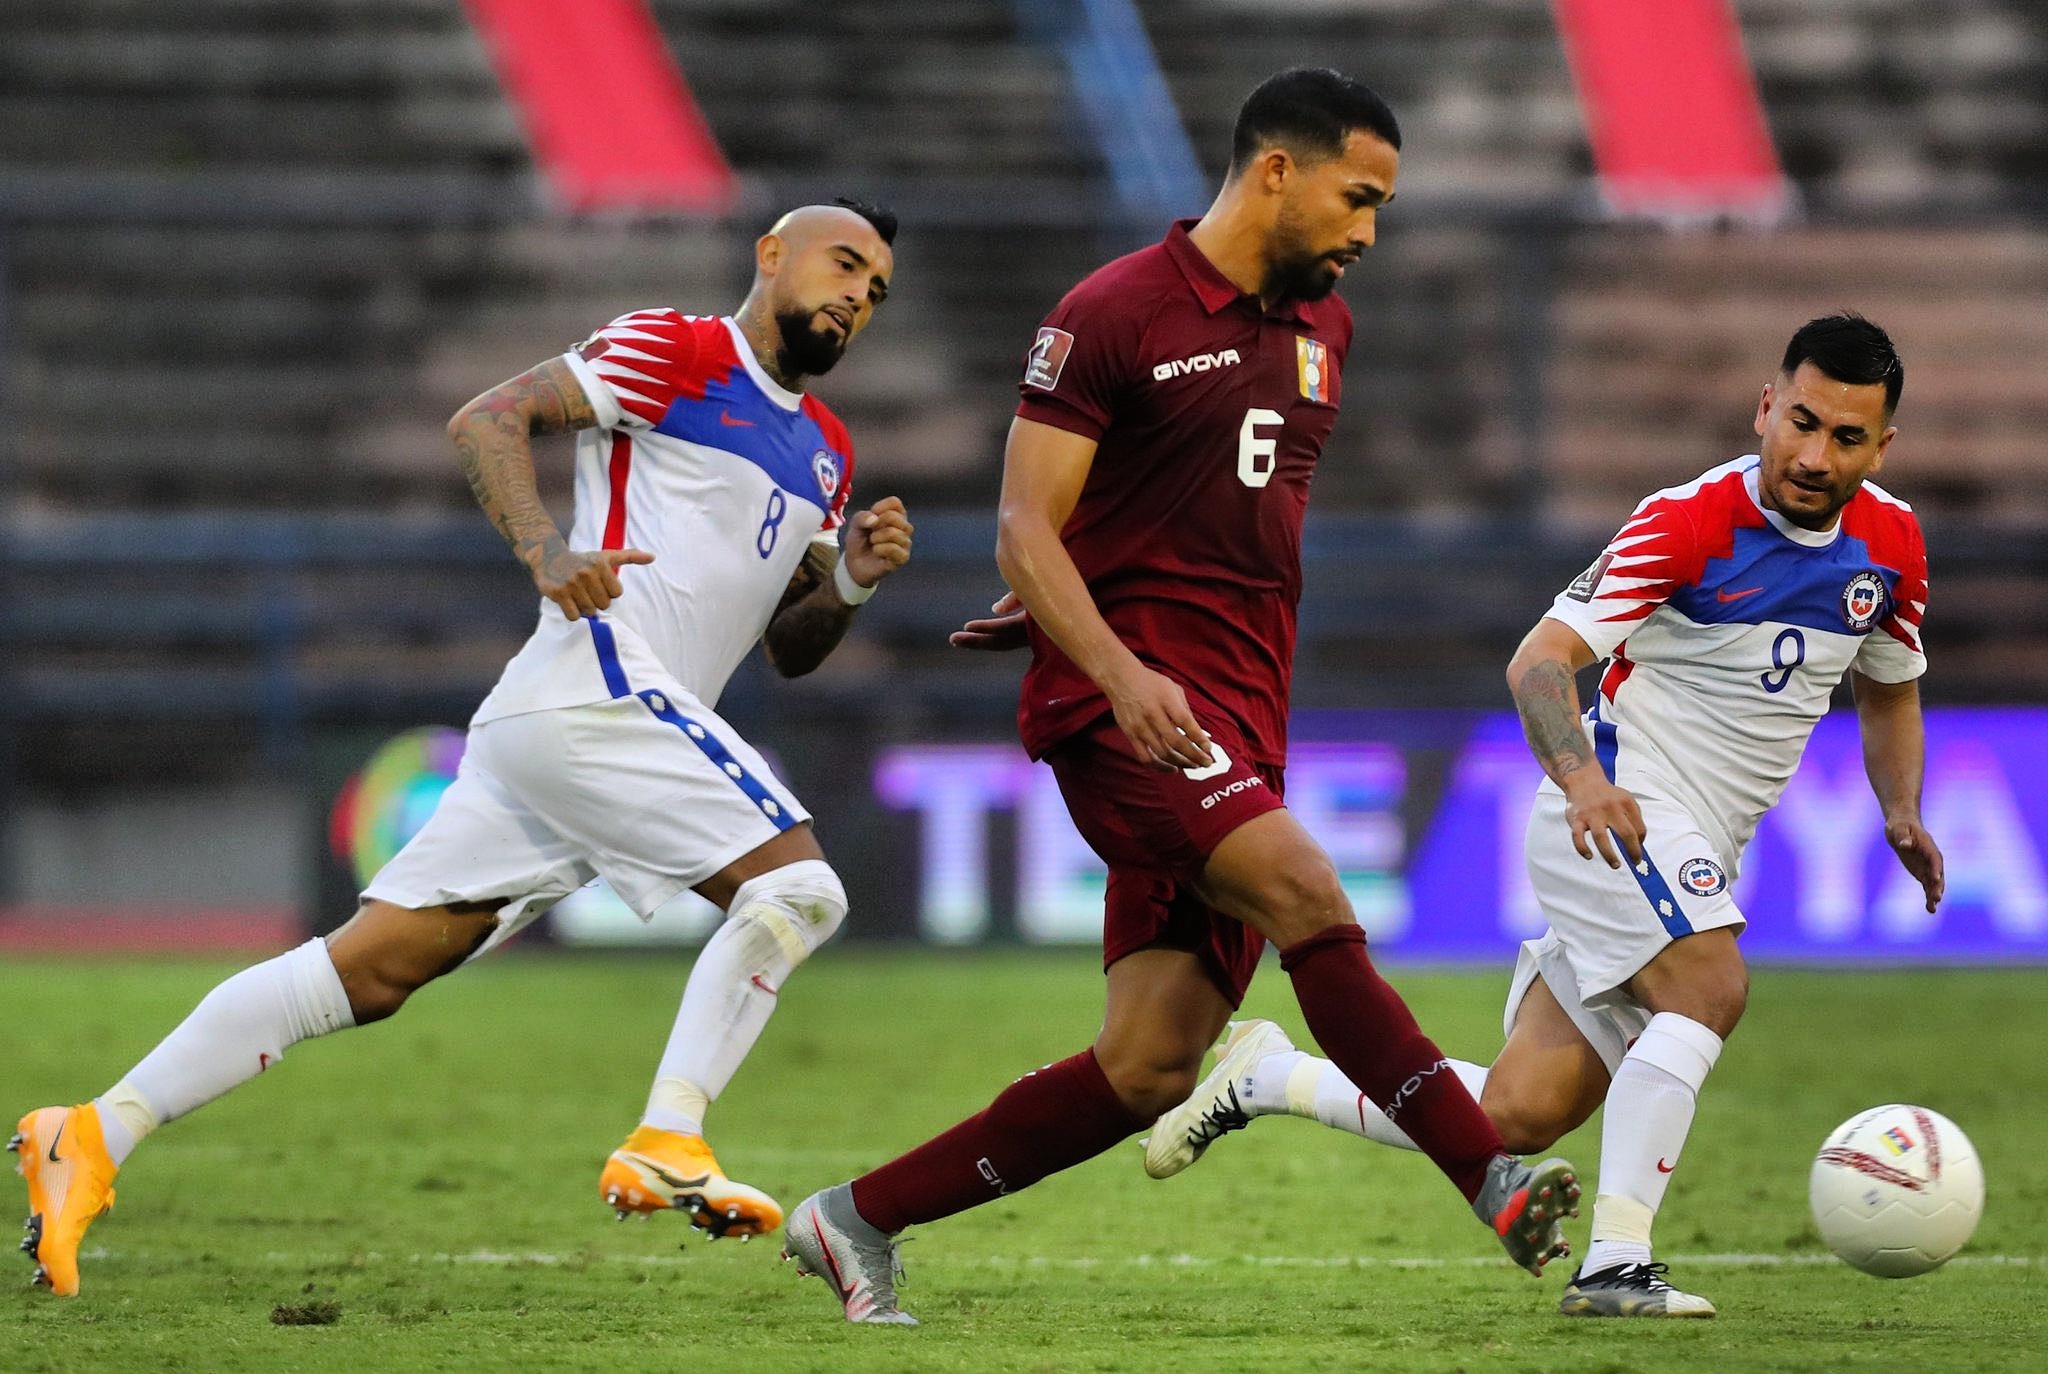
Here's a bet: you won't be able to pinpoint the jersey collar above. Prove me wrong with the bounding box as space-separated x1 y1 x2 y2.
1163 219 1308 323
1742 456 1841 548
722 317 806 412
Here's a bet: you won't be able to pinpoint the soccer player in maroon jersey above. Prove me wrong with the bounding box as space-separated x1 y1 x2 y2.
782 69 1578 1325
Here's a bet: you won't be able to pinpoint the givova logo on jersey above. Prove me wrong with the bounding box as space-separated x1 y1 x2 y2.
1841 571 1886 631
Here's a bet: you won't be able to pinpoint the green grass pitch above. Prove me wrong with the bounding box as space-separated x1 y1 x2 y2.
2 950 2042 1371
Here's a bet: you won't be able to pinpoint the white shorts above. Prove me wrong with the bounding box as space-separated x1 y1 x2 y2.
1513 787 1746 1031
1504 930 1652 1076
362 681 809 959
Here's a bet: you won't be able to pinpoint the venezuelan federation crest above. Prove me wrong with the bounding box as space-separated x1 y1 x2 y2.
1297 337 1331 402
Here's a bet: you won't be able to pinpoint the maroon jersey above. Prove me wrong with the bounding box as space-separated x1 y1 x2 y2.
1012 219 1353 766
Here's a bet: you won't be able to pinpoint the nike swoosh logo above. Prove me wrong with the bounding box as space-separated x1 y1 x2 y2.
637 1159 711 1192
1715 585 1764 603
47 1121 64 1164
719 410 755 428
1656 1158 1675 1173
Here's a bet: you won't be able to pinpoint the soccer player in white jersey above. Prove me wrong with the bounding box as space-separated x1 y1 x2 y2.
1142 314 1946 1318
10 200 910 1296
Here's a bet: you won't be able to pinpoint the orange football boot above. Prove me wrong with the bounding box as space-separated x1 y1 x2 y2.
11 1104 119 1296
598 1126 782 1240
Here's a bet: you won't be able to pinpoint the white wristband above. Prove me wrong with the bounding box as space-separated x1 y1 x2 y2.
833 557 876 605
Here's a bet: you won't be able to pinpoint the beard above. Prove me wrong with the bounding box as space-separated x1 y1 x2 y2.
1265 199 1352 302
774 304 849 378
1269 252 1344 302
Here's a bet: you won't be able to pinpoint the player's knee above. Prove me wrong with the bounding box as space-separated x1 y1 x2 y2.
1094 1039 1205 1118
1106 1061 1201 1119
326 945 422 1024
1699 970 1749 1038
1490 1109 1566 1156
1239 858 1350 945
725 859 848 971
1480 1079 1575 1155
1641 931 1749 1037
325 900 493 1024
1657 964 1748 1039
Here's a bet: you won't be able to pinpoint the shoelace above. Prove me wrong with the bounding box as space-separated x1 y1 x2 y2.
1185 1084 1251 1147
888 1235 912 1289
1580 1261 1675 1292
1629 1262 1675 1292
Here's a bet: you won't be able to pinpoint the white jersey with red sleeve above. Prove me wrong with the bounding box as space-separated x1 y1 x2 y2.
471 311 855 725
1539 455 1928 868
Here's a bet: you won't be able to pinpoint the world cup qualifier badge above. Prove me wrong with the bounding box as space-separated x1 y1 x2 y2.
1841 571 1887 630
1023 327 1075 391
812 449 840 500
1565 552 1615 604
1678 857 1728 897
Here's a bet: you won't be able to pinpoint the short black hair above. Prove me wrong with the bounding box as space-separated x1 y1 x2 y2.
832 195 897 246
1230 67 1401 172
1782 313 1903 415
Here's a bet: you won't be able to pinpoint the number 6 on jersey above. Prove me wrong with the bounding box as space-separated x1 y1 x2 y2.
1238 408 1284 488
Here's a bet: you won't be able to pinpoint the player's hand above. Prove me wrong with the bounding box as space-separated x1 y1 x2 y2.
1560 771 1646 869
1104 661 1214 773
1886 814 1945 913
842 496 913 593
531 543 655 622
949 590 1029 651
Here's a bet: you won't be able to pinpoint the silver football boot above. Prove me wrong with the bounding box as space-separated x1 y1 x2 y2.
1473 1153 1580 1275
1559 1260 1717 1317
781 1184 917 1326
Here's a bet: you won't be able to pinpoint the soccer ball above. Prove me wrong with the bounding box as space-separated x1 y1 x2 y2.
1809 1104 1984 1277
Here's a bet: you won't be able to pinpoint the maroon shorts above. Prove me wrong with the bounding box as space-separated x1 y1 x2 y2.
1044 710 1287 1006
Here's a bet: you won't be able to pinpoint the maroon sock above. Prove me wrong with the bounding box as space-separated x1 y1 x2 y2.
851 1049 1151 1233
1280 923 1504 1201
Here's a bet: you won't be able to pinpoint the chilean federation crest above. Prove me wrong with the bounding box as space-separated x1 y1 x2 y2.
812 449 840 500
1678 857 1728 897
1841 571 1886 630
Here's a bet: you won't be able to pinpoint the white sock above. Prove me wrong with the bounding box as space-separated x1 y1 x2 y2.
93 938 355 1167
1243 1050 1488 1152
640 895 798 1137
1583 1011 1723 1273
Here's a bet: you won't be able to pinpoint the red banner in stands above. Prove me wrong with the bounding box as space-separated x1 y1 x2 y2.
464 0 736 214
1552 0 1790 223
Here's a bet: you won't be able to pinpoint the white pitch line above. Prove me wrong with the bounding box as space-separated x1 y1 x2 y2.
74 1247 2037 1271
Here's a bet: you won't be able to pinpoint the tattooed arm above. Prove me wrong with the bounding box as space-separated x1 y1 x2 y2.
762 497 914 679
448 356 653 621
1506 617 1645 869
762 543 854 679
